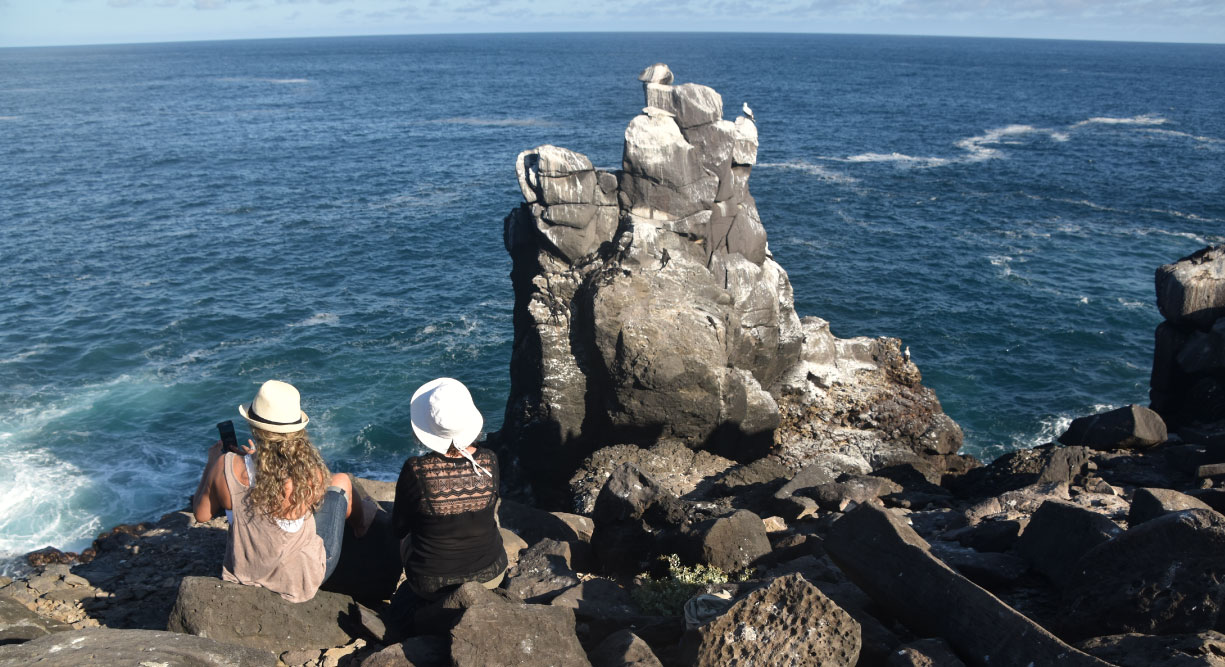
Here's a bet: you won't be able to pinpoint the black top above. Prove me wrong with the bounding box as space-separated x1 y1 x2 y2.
392 447 503 580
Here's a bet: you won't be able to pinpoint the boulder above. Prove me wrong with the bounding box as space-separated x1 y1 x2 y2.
1156 245 1225 329
1014 500 1122 587
449 603 591 667
1063 509 1225 638
498 498 591 545
1129 487 1217 526
167 576 364 654
410 581 508 637
1059 405 1167 450
505 538 581 603
824 503 1109 666
360 636 449 667
0 593 69 644
681 509 771 573
954 519 1023 553
0 628 275 666
551 578 649 642
690 573 861 667
928 542 1030 589
590 629 664 667
1076 631 1225 667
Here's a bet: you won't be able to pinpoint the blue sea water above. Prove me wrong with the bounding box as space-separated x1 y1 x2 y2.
1 33 1222 569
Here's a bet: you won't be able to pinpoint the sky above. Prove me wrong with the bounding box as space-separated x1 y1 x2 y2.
1 0 1223 48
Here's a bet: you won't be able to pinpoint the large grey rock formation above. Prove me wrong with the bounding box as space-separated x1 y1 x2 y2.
1151 245 1225 430
499 64 964 507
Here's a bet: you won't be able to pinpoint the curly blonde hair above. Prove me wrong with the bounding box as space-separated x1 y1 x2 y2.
246 426 331 520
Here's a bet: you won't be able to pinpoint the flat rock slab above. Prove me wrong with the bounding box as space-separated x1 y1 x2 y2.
0 627 275 666
449 603 591 667
167 576 363 654
1076 631 1225 667
824 503 1109 667
0 594 69 643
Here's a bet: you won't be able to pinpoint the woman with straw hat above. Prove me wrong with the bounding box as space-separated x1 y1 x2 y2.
192 379 374 603
392 377 506 600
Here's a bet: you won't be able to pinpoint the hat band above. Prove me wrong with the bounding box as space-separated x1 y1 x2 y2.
247 406 302 427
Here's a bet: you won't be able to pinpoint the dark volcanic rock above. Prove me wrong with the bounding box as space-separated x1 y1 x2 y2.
691 573 861 667
0 628 275 666
409 581 508 638
824 503 1109 666
1059 405 1168 450
1076 631 1225 667
681 509 771 572
167 576 364 654
449 603 591 667
1014 500 1122 587
361 636 450 667
1063 509 1225 639
505 538 581 603
590 629 664 667
1129 487 1217 526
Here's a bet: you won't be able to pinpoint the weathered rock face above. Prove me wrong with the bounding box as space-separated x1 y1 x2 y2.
498 63 963 507
1151 245 1225 430
1062 508 1225 639
691 573 861 667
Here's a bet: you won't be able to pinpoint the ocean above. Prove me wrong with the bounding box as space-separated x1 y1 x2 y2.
1 33 1222 571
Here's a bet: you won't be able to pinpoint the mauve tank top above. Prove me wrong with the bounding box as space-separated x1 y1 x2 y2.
221 452 326 603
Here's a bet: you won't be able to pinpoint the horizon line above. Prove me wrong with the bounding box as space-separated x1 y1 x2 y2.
4 29 1225 51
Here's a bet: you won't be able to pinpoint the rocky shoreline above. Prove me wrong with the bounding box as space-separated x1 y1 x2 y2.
4 66 1225 666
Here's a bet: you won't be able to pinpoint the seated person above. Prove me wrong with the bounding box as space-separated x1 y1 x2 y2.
192 379 373 602
393 378 505 601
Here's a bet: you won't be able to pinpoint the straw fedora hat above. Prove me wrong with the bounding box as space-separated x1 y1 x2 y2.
239 380 309 434
410 377 483 455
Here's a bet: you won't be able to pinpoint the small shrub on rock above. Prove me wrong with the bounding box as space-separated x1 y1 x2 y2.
631 554 752 616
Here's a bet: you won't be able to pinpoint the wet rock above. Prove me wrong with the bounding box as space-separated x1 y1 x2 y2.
691 573 860 667
590 629 664 667
824 503 1109 666
0 627 275 666
1060 405 1168 450
1063 509 1225 639
450 603 590 667
167 576 365 654
1129 487 1217 526
1014 500 1122 587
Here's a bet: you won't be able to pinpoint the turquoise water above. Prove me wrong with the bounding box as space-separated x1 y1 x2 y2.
1 34 1222 567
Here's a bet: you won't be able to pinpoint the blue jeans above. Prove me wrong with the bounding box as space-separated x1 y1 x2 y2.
315 486 347 582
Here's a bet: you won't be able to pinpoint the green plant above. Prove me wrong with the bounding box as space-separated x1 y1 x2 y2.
630 554 753 616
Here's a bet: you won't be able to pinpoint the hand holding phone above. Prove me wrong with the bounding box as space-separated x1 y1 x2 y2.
217 420 242 454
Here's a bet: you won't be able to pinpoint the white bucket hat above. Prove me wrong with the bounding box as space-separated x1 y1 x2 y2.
239 380 309 434
410 378 489 476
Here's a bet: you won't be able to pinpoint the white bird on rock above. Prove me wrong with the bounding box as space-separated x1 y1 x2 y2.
742 102 754 121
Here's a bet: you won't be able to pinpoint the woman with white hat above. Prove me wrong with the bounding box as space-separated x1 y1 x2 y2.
392 377 506 600
192 379 374 603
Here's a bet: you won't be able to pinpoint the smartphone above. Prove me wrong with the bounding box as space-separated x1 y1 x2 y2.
217 420 240 454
